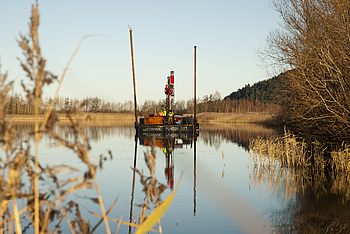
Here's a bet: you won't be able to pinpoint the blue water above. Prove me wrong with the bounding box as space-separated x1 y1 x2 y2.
10 124 349 233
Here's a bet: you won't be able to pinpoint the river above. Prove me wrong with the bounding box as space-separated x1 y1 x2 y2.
9 123 350 233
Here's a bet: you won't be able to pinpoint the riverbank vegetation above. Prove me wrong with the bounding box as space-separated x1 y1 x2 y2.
249 0 350 173
248 3 350 232
249 132 350 232
7 112 278 125
266 0 350 141
4 93 280 116
0 3 170 233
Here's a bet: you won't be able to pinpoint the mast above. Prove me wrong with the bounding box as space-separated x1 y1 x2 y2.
129 27 138 127
165 71 175 116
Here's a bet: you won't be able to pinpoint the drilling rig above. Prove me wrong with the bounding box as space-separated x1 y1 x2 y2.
138 71 198 135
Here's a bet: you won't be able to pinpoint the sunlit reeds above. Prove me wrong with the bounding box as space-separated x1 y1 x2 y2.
0 3 176 233
0 2 111 233
8 113 135 125
249 129 350 200
197 112 277 124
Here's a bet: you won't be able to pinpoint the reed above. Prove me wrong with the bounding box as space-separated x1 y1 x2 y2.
0 2 112 233
197 112 277 124
8 113 134 125
249 129 350 199
0 3 176 233
249 129 328 168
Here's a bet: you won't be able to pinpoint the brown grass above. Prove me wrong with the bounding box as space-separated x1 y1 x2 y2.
0 3 114 233
8 111 276 126
249 131 350 199
0 3 174 233
8 113 134 125
197 112 277 124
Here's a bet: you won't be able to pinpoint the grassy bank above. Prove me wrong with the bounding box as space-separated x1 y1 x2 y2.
250 132 350 171
8 113 135 125
249 132 350 199
8 112 278 125
197 112 277 124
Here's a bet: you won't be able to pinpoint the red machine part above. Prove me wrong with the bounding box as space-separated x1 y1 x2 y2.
165 84 173 95
169 74 174 85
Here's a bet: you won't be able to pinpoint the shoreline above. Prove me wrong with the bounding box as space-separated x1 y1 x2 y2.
7 112 278 125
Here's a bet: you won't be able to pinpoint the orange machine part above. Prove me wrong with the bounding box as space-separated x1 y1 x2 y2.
144 116 163 125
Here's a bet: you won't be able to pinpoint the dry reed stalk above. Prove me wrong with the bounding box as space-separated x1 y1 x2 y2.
249 130 350 200
11 199 22 234
93 181 111 234
0 65 11 234
0 1 179 232
64 210 76 234
132 144 168 232
88 212 158 232
16 3 54 232
39 35 95 138
1 2 114 233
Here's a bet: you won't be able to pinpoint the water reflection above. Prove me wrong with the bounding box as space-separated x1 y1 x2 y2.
129 137 138 234
139 133 194 190
10 123 350 233
12 123 134 142
12 122 277 148
200 123 278 149
250 153 350 232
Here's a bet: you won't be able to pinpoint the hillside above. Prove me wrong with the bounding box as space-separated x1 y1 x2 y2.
224 72 288 103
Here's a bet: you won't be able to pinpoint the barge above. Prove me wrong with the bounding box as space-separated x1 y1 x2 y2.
129 28 199 136
136 71 199 135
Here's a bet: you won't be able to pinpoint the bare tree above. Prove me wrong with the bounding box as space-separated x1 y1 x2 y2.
268 0 350 140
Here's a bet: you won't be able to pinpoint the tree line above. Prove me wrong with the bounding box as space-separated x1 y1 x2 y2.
5 95 134 114
4 93 280 115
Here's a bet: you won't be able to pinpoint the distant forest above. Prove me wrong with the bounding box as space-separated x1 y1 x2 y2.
5 88 281 115
224 72 287 104
5 72 285 116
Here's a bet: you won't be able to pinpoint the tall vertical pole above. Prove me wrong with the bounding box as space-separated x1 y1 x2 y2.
129 28 138 127
193 46 197 128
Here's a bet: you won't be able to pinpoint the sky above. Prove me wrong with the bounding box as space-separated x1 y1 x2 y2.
0 0 280 104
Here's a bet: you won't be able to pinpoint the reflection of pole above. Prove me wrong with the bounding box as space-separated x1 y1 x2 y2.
164 139 175 190
193 139 197 216
129 28 138 127
128 137 138 234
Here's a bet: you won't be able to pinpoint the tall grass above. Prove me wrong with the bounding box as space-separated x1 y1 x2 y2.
0 3 175 233
249 129 350 199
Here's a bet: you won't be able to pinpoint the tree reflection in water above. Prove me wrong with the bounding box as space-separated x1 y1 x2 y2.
250 154 350 233
200 123 278 150
12 123 134 142
13 123 348 232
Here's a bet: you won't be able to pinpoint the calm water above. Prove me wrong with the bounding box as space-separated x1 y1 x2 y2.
12 123 350 233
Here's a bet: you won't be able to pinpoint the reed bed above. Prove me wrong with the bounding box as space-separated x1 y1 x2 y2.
249 130 326 168
0 3 172 233
8 113 135 125
249 130 350 200
196 112 277 124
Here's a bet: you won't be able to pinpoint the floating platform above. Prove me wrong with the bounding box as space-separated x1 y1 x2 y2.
137 123 198 135
136 114 199 136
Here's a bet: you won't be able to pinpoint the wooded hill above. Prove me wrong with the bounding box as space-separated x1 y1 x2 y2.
224 72 287 104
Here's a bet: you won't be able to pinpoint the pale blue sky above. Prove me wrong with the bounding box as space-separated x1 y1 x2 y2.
0 0 279 103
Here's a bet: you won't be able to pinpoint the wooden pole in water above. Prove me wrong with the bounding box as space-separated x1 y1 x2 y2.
193 46 197 126
129 27 138 127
